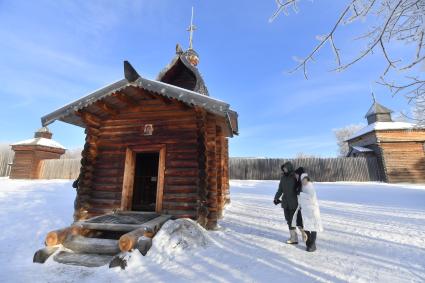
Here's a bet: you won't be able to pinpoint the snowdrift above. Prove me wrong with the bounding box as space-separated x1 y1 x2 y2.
148 218 209 262
1 178 425 283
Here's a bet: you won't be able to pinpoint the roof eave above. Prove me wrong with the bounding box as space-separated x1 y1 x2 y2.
41 67 234 129
41 79 129 127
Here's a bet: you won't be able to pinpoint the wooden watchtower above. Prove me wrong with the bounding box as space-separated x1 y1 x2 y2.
347 98 425 183
41 46 238 229
10 127 65 179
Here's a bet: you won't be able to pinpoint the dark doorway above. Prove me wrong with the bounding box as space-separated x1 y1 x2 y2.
132 152 159 211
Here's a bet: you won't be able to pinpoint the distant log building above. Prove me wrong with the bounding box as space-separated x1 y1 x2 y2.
10 127 65 179
41 45 239 229
346 99 425 183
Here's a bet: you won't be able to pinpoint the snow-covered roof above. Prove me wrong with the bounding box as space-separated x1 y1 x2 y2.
11 137 65 149
40 60 239 137
347 121 417 141
351 146 373 152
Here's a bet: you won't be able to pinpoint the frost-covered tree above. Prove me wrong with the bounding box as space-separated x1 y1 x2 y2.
0 143 11 151
333 124 365 156
61 147 83 159
393 111 410 122
413 94 425 122
270 0 425 124
295 152 319 158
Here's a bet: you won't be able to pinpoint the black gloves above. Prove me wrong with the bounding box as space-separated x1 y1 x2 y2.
273 199 281 205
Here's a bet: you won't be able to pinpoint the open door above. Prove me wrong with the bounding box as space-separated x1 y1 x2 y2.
121 145 165 213
132 153 159 211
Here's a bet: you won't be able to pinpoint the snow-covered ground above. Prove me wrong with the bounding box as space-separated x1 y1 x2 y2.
0 178 424 283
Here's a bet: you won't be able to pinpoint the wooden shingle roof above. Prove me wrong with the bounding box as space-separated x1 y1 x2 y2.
41 60 238 136
365 102 393 118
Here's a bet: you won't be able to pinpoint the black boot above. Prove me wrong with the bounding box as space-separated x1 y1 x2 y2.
306 231 317 252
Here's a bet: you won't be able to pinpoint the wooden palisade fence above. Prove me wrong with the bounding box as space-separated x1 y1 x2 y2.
36 156 384 182
39 159 80 179
0 149 14 177
229 157 384 182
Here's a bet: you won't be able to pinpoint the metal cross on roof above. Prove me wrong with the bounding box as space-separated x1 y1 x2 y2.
371 92 376 103
187 7 196 50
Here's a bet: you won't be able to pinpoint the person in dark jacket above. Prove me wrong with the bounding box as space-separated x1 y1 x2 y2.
273 161 300 244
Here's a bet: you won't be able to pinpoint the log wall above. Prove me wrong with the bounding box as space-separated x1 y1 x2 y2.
73 92 230 229
86 102 199 219
380 142 425 183
74 113 101 220
377 130 425 183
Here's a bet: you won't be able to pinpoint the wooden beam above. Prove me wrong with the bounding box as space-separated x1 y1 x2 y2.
33 246 59 264
157 94 173 105
63 235 120 255
45 226 86 246
95 100 119 116
120 148 136 211
74 222 145 232
76 111 101 127
156 146 166 213
113 93 139 108
53 251 113 267
118 215 172 252
140 90 158 100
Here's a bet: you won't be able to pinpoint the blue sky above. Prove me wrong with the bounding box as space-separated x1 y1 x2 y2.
0 0 411 157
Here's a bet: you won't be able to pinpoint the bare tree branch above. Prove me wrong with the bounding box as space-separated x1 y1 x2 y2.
289 3 353 78
271 0 425 125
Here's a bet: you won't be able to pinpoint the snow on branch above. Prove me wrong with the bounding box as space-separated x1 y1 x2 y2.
271 0 425 124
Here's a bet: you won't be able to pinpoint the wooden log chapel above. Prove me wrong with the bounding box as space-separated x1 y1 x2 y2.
41 43 238 230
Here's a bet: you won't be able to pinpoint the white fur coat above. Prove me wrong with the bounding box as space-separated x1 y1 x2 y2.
291 182 323 232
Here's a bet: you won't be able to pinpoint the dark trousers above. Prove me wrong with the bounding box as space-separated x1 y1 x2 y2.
284 208 303 230
305 231 317 248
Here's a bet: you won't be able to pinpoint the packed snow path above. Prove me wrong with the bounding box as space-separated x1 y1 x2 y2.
0 178 424 283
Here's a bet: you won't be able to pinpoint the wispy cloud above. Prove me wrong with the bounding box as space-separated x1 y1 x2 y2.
264 78 366 117
269 135 336 151
230 133 337 158
0 31 119 108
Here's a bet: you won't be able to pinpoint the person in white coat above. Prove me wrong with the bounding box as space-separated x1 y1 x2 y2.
291 173 323 252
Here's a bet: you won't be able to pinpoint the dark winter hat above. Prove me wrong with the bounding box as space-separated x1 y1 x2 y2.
281 162 294 172
294 167 305 176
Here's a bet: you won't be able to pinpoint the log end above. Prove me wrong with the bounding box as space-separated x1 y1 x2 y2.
45 232 59 246
118 235 135 252
45 226 85 246
33 246 59 264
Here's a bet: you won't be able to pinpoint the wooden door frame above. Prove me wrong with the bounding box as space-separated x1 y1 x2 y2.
120 144 166 213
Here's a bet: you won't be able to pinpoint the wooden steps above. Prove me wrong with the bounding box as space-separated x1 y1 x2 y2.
34 212 174 268
53 251 113 267
63 235 120 255
74 211 162 232
74 212 172 233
